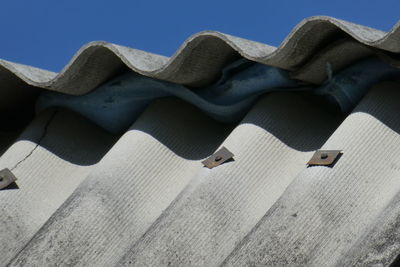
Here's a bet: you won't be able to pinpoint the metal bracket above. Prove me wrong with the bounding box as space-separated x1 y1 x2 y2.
202 147 234 169
0 168 17 190
307 150 342 167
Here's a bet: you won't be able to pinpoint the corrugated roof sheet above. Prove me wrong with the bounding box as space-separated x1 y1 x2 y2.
1 16 400 266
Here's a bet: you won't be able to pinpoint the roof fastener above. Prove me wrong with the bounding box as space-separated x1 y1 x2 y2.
0 168 18 190
307 150 342 167
202 147 234 169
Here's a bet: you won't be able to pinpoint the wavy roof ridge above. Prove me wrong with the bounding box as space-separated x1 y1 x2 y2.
0 16 399 94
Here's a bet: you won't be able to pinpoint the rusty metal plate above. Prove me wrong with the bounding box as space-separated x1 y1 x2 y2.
202 147 234 169
307 150 342 166
0 168 17 190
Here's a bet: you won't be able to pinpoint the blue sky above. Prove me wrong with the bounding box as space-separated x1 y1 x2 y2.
1 0 399 72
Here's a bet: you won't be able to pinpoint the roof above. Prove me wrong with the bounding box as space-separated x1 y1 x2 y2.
1 16 400 266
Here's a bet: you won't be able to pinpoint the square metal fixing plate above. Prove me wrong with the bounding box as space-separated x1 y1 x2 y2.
307 150 342 166
202 147 234 169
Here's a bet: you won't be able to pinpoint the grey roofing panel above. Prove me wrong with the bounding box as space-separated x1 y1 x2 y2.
117 93 342 266
338 190 400 266
8 98 232 266
290 38 374 84
8 93 342 266
222 81 400 266
0 109 116 264
1 16 400 267
0 16 399 94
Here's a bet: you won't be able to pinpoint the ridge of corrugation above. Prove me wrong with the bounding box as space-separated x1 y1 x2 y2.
0 16 400 94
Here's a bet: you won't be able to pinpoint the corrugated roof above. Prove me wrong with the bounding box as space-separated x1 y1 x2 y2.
1 16 400 266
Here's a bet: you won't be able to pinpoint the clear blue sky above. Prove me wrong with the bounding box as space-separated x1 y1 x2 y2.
1 0 399 72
